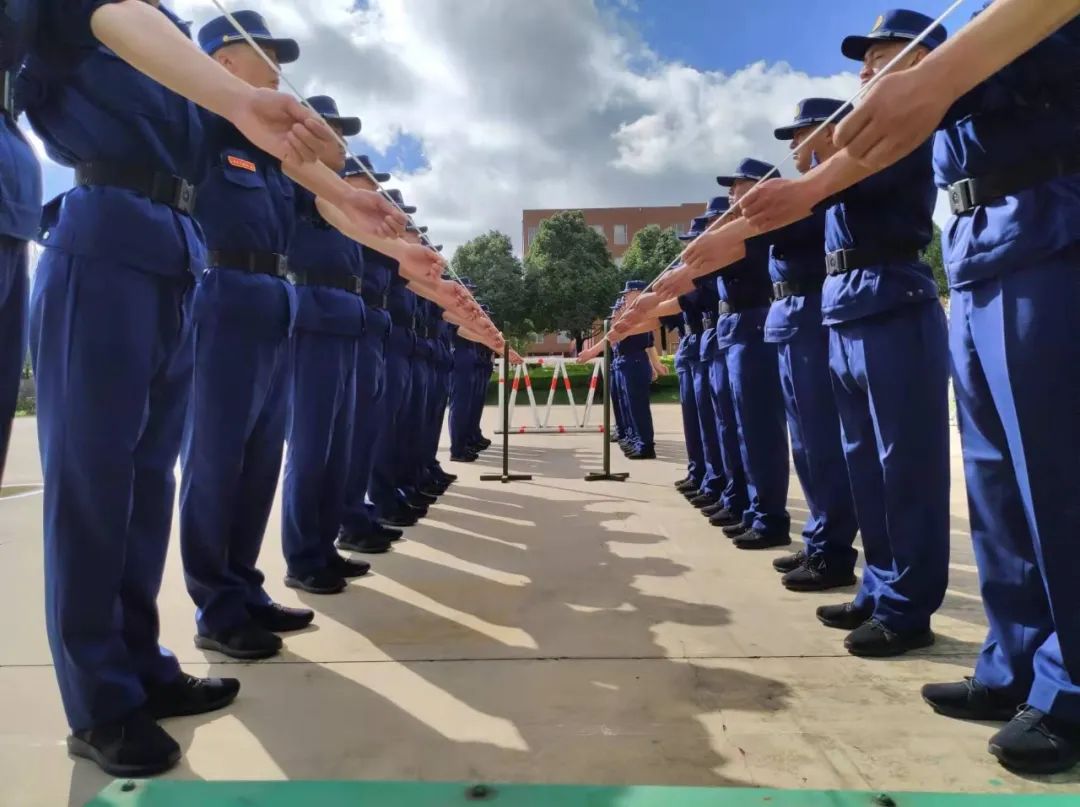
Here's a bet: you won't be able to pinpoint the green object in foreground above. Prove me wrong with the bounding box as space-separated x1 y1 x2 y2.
87 781 1080 806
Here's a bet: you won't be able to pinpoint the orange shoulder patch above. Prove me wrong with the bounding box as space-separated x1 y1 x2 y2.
227 155 257 172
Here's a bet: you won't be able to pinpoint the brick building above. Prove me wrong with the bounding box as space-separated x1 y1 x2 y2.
521 203 700 356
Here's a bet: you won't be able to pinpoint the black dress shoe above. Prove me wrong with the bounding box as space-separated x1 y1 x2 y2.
285 568 347 595
782 555 856 591
844 618 934 657
989 707 1080 774
407 492 438 507
381 511 418 528
438 471 458 483
689 493 719 509
733 530 792 550
816 600 874 630
701 503 724 517
628 447 656 460
419 485 444 499
773 550 807 574
194 622 282 660
374 523 404 541
249 602 315 633
329 553 372 578
451 453 478 463
722 522 750 539
922 678 1021 722
477 438 493 449
68 710 181 777
674 477 692 488
145 672 241 719
337 530 393 554
709 509 742 528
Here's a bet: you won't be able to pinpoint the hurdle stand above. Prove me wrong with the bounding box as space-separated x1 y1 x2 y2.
585 319 629 483
480 334 532 484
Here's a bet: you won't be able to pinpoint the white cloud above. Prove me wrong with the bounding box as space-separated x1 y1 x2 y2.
39 0 922 255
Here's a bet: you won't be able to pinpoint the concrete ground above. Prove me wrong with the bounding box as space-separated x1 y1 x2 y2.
1 408 1077 807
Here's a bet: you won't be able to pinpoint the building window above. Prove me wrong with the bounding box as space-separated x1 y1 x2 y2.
590 224 605 239
531 333 544 345
556 331 571 344
614 224 627 245
527 226 538 248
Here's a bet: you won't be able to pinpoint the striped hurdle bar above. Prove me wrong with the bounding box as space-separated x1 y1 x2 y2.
495 355 607 435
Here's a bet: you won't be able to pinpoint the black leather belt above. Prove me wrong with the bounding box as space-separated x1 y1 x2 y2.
773 277 825 300
702 312 717 330
75 162 197 216
948 152 1080 215
362 287 390 309
719 298 771 314
825 247 920 276
288 269 361 295
207 249 289 278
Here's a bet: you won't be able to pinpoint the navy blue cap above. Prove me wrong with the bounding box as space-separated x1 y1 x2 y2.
306 95 360 137
678 215 713 242
703 196 730 219
774 98 851 141
199 11 300 64
717 158 778 188
841 9 947 62
385 189 416 215
480 304 492 314
343 155 391 183
459 277 477 291
432 244 444 253
622 280 647 293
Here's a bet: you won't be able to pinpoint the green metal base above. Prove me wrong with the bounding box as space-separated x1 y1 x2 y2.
86 781 1078 807
584 472 630 482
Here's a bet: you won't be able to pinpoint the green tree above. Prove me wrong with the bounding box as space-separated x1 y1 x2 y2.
618 224 683 287
923 223 949 297
451 230 533 337
524 211 620 351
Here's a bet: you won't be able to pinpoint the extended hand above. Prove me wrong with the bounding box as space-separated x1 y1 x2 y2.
341 188 408 240
397 242 444 283
835 68 951 171
652 267 688 300
739 178 813 234
231 88 336 165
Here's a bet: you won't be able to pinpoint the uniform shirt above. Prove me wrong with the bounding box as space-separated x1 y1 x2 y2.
1 0 43 241
715 235 771 350
288 184 366 337
360 245 394 304
386 271 416 329
192 115 295 336
691 273 721 362
411 298 434 359
620 330 653 358
20 0 206 275
452 327 475 367
935 8 1080 288
821 144 937 325
765 210 826 344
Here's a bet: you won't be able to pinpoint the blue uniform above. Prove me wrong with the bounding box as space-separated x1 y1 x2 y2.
823 142 950 634
449 327 476 456
665 313 703 484
470 343 493 445
714 238 790 538
401 298 433 495
766 213 858 570
679 288 727 501
698 276 748 515
369 270 416 516
938 14 1080 720
179 116 296 636
280 184 366 577
341 245 394 535
618 330 654 452
0 0 41 486
21 0 205 731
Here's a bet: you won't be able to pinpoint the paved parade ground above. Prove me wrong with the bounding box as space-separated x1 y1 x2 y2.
1 407 1078 806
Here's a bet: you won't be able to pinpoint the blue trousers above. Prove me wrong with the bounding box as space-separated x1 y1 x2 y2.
610 360 630 442
369 330 413 515
0 237 28 487
341 309 390 535
281 329 358 577
180 272 291 636
621 354 655 450
776 322 858 569
470 362 489 442
723 335 790 537
952 252 1080 721
449 358 473 456
423 358 450 476
829 301 950 633
708 350 749 516
400 354 430 493
31 250 189 731
677 359 704 485
690 348 727 500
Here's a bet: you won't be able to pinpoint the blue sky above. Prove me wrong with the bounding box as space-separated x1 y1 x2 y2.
619 0 960 77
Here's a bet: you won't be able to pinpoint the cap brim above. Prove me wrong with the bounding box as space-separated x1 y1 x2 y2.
715 175 736 187
324 115 361 137
677 234 697 242
258 36 300 64
401 205 417 215
841 33 914 61
773 123 799 141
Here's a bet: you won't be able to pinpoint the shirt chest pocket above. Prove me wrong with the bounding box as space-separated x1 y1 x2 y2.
220 150 268 190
